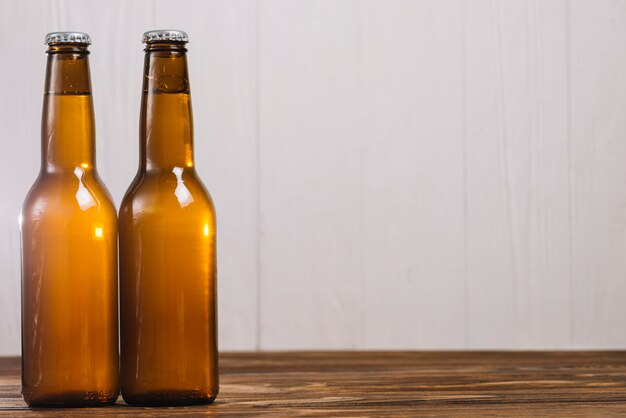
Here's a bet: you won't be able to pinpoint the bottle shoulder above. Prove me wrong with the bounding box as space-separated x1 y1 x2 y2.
119 168 214 218
22 169 116 219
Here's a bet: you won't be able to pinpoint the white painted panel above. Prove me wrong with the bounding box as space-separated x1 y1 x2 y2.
464 0 571 348
0 0 257 353
520 1 571 348
0 0 51 355
152 0 259 350
359 0 466 349
258 0 364 349
569 0 626 348
2 0 626 353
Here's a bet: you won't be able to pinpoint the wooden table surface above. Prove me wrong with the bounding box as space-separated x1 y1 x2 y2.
2 351 626 416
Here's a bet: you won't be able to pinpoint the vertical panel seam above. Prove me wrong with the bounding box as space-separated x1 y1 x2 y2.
494 0 520 338
462 0 469 348
357 0 364 350
565 0 574 347
254 0 262 351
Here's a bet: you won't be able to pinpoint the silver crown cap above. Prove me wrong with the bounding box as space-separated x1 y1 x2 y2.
45 32 91 45
142 30 189 44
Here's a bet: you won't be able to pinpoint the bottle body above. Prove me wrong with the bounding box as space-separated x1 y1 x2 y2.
119 170 218 405
119 34 218 406
21 38 119 407
21 171 119 406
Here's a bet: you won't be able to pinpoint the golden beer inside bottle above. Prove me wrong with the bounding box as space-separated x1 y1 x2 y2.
21 38 119 407
119 35 219 406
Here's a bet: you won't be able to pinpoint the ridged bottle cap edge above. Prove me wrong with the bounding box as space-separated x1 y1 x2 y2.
45 32 91 45
142 30 189 44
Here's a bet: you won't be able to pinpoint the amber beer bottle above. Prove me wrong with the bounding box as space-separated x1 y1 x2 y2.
119 30 218 406
20 32 119 407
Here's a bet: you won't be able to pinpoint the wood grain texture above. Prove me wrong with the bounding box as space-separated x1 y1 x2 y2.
3 352 626 416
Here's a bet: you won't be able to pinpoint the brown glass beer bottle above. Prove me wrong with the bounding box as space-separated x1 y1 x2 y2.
20 32 119 407
119 30 218 406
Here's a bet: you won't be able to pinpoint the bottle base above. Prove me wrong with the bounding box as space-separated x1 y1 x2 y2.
24 389 119 408
122 387 219 407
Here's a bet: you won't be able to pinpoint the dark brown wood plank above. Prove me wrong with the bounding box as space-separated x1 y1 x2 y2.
1 352 626 416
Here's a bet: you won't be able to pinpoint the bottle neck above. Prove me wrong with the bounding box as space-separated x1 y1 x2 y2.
140 42 194 171
41 44 95 172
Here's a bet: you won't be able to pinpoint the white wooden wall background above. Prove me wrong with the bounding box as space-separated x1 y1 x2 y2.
1 0 625 354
